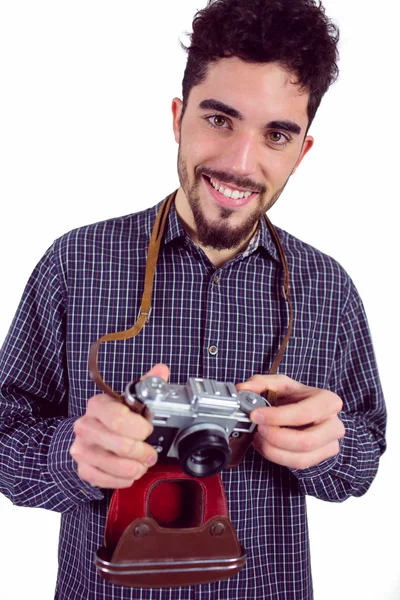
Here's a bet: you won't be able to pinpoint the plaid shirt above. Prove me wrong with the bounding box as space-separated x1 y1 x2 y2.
0 196 386 599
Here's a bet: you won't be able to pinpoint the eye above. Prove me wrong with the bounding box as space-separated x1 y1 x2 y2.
266 131 290 147
206 115 230 129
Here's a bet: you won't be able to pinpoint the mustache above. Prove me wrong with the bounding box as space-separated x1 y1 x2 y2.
196 166 267 194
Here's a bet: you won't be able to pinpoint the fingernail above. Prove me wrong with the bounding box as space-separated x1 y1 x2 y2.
252 411 264 424
146 454 158 467
258 425 268 436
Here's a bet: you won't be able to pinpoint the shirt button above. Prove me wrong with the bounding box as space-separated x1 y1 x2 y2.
208 345 218 356
213 276 220 285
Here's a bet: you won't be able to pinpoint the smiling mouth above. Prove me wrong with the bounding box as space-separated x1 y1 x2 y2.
202 175 259 200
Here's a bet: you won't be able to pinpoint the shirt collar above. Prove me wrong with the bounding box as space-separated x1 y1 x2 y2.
162 197 281 264
162 199 188 246
256 213 281 262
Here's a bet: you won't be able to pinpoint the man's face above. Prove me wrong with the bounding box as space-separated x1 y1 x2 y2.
172 57 314 251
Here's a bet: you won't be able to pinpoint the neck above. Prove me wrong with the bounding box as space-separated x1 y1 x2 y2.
174 187 258 269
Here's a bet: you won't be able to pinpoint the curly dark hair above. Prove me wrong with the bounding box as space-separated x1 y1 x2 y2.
181 0 340 127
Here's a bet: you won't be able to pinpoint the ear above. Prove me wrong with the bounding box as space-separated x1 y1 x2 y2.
292 135 314 174
171 98 183 144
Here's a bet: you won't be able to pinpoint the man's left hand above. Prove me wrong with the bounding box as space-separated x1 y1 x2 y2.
236 375 345 470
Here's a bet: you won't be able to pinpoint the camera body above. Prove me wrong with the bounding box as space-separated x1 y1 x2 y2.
124 376 267 477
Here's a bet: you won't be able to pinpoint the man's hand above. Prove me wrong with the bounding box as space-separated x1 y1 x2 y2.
70 364 170 488
236 374 345 470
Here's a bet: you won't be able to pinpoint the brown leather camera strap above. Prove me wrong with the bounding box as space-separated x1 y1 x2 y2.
88 192 173 401
88 190 293 406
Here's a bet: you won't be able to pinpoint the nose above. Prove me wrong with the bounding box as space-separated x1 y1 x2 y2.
220 132 259 177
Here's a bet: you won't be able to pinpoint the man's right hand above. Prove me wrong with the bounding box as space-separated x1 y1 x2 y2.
70 363 170 489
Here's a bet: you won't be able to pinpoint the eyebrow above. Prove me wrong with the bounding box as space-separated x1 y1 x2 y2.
198 98 302 135
199 98 242 120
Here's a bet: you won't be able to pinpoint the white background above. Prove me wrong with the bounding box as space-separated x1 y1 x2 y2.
0 1 398 599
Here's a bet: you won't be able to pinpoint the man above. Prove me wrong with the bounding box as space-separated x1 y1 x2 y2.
0 1 387 599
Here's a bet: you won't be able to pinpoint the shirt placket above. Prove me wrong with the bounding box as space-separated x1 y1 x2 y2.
202 269 225 381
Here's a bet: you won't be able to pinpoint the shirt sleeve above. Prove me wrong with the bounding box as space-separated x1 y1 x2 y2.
290 279 387 501
0 246 103 512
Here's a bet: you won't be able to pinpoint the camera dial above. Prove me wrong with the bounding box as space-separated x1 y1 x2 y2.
136 377 169 401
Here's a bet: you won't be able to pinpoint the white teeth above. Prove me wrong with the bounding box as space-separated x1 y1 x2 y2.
209 177 254 200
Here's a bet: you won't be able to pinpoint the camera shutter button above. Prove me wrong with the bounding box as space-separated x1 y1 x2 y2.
247 394 259 404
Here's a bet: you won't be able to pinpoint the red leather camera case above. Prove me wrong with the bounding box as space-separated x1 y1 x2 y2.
95 464 247 588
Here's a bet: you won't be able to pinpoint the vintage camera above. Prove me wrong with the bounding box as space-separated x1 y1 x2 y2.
124 376 268 478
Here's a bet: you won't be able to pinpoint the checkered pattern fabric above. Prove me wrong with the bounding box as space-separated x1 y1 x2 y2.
0 196 386 599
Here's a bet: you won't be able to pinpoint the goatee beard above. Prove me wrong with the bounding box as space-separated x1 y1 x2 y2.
177 150 281 251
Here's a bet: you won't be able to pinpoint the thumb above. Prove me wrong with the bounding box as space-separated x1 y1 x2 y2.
237 374 310 401
141 363 170 383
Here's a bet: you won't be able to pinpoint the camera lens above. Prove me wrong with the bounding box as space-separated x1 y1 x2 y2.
177 428 231 477
191 449 217 464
